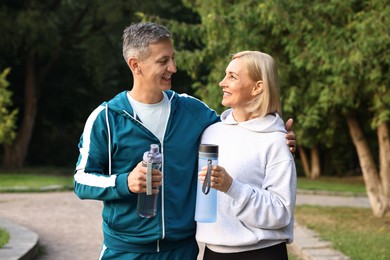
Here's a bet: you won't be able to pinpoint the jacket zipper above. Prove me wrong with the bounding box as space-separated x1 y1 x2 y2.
122 95 172 252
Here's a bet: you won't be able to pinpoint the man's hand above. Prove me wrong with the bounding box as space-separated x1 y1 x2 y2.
285 118 296 154
127 162 162 194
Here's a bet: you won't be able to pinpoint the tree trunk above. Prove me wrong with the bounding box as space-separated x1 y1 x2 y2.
310 146 320 179
378 122 390 207
298 146 310 178
346 114 388 217
3 54 38 167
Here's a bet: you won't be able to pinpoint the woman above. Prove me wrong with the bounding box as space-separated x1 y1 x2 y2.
196 51 296 260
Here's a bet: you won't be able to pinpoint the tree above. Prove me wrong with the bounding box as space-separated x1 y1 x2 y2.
153 0 293 112
159 0 390 216
262 0 390 216
346 0 390 217
0 0 135 167
158 0 335 179
0 68 18 145
0 0 199 167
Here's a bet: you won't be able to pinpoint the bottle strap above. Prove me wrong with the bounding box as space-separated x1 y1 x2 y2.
146 162 153 195
202 159 212 195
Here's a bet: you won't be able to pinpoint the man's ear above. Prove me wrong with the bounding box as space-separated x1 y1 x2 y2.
252 80 263 95
128 57 141 75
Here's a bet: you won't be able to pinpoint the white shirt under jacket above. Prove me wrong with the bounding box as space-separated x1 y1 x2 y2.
196 109 297 253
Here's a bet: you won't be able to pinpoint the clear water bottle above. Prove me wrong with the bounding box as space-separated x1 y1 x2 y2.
137 144 162 218
195 144 218 223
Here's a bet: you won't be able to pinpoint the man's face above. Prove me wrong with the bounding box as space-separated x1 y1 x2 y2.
138 39 177 91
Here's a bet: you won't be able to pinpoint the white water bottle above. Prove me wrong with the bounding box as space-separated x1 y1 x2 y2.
195 144 218 223
137 144 162 218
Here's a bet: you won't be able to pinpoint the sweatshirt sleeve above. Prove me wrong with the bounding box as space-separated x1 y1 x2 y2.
74 105 133 201
226 159 296 229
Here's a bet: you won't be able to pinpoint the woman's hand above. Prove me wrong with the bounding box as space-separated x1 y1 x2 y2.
198 165 233 193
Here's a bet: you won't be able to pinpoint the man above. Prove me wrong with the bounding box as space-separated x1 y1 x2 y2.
74 22 296 259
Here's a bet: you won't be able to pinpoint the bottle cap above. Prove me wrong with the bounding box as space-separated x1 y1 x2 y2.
150 144 159 154
199 144 218 154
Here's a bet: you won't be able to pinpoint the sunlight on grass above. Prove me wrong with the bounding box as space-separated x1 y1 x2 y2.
0 174 73 188
0 167 74 192
297 176 366 193
295 206 390 260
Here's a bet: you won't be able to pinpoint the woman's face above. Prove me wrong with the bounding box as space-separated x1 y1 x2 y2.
219 58 257 109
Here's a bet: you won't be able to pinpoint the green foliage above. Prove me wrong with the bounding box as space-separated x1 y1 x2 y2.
263 0 389 130
153 0 389 176
0 227 10 249
0 68 18 145
0 0 204 166
0 0 136 87
0 0 387 172
160 1 289 114
350 0 390 128
0 0 138 166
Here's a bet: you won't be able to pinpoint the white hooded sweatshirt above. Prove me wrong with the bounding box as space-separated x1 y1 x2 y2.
196 109 297 253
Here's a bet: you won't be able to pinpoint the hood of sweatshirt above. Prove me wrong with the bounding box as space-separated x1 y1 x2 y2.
220 109 286 133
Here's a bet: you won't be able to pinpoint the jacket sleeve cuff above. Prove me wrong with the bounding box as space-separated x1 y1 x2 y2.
116 173 133 197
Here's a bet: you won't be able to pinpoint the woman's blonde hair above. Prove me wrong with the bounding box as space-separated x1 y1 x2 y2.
231 51 281 117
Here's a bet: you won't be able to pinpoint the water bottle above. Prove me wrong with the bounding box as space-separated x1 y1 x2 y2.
137 144 162 218
195 144 218 223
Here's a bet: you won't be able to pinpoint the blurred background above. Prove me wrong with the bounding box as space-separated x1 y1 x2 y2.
0 0 389 214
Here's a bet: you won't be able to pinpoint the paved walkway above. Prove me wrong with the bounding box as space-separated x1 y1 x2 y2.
0 191 370 260
0 192 103 260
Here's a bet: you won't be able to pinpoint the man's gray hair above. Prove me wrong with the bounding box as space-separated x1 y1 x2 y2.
122 22 171 62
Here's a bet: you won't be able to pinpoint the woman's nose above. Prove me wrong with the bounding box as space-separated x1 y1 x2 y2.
219 78 226 88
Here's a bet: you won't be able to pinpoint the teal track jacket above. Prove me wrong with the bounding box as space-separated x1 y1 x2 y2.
74 90 219 253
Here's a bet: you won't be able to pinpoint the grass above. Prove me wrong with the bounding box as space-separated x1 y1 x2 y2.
295 205 390 260
291 176 382 259
0 167 73 192
288 253 300 260
0 227 10 248
297 176 366 194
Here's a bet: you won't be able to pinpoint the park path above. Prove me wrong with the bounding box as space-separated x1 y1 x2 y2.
0 192 103 260
0 191 370 260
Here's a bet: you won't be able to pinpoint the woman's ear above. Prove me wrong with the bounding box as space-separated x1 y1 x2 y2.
252 80 263 95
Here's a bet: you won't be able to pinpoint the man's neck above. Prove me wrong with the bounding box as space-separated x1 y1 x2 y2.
129 88 164 104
